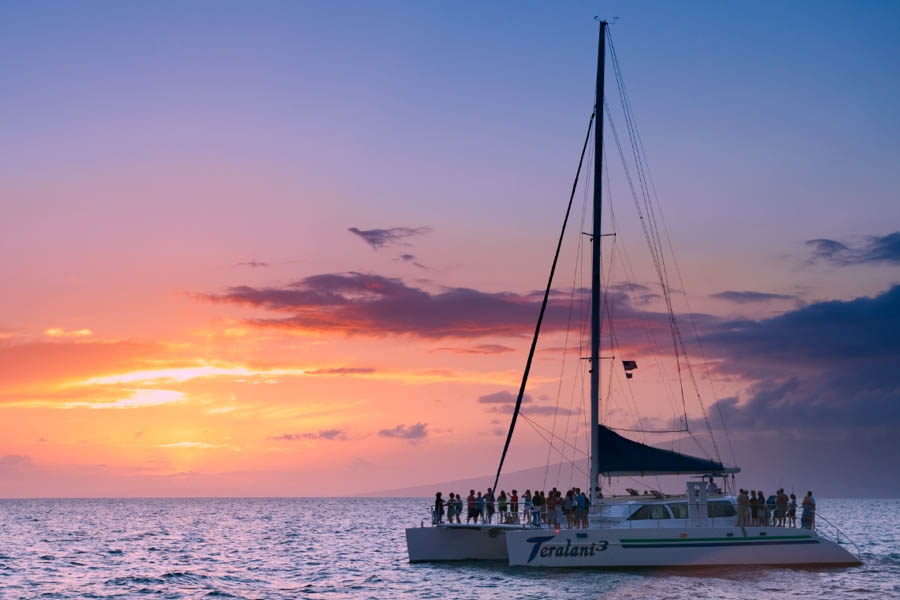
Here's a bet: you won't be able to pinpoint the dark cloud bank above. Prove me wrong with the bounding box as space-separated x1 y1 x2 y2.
477 390 579 418
378 422 428 441
269 429 347 441
711 290 795 304
806 231 900 266
205 266 900 494
348 226 432 250
202 272 682 341
686 285 900 495
696 285 900 431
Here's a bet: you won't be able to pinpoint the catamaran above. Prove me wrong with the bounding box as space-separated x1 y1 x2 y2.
406 21 861 568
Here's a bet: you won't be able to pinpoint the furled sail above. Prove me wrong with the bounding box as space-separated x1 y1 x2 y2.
596 425 735 476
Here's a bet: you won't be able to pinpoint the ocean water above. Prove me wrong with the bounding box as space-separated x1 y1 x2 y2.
0 497 897 599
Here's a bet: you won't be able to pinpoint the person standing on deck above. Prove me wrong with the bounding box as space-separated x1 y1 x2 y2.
737 489 750 526
433 492 445 524
498 490 508 523
564 490 574 528
554 491 563 529
466 490 478 524
574 489 586 529
531 491 542 526
775 489 788 527
801 491 816 529
475 491 485 523
759 490 769 526
808 491 816 529
546 490 557 529
453 493 462 523
446 493 455 523
485 488 495 524
787 493 798 527
523 490 532 524
510 490 519 523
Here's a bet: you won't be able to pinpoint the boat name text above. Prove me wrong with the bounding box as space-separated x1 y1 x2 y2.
525 536 609 563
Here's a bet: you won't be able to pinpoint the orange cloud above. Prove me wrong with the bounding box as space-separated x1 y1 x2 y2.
43 328 93 338
0 339 165 389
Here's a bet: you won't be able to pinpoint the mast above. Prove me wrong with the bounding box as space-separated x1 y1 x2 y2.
590 20 607 507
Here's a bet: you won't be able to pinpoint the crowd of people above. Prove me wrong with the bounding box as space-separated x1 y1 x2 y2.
433 486 819 530
736 489 816 529
432 487 594 528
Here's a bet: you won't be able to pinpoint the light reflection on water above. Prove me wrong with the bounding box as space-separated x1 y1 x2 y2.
0 498 897 599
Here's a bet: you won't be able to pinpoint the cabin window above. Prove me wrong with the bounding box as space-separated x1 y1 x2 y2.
628 504 671 520
598 504 632 520
708 501 737 518
666 503 689 519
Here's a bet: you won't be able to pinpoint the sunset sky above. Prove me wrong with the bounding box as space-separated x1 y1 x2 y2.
2 1 899 497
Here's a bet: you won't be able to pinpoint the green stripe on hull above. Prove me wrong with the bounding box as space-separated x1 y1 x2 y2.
619 535 812 543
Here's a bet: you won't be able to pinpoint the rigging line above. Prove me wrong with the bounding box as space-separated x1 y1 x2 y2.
630 123 737 468
606 28 725 465
608 28 674 307
577 317 592 491
607 329 654 445
542 260 577 490
556 188 591 490
604 146 676 426
563 181 591 492
573 169 593 493
600 237 617 428
604 99 673 344
522 414 589 480
543 142 594 489
600 231 649 444
605 45 668 293
672 320 720 460
599 228 697 460
610 427 689 434
521 412 590 458
606 34 676 362
492 111 595 494
620 474 668 493
604 76 690 445
567 366 588 490
602 259 620 437
603 235 654 444
619 103 719 458
560 134 594 490
605 109 690 449
606 217 682 427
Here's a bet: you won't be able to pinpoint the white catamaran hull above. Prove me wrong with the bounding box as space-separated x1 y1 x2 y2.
406 525 513 562
505 526 861 567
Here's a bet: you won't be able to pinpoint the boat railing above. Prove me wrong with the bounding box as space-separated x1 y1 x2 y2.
424 504 593 528
423 503 861 552
424 506 727 530
813 511 861 560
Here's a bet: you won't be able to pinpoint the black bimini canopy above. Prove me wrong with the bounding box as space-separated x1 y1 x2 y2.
597 425 738 476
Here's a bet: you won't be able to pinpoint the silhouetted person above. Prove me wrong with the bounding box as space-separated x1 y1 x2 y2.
466 490 478 523
787 493 797 527
801 491 815 529
510 490 519 522
433 492 444 524
737 489 750 526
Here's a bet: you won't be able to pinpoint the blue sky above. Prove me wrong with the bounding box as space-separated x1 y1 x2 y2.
1 1 899 496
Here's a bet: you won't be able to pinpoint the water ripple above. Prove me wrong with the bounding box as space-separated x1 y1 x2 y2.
0 498 896 599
